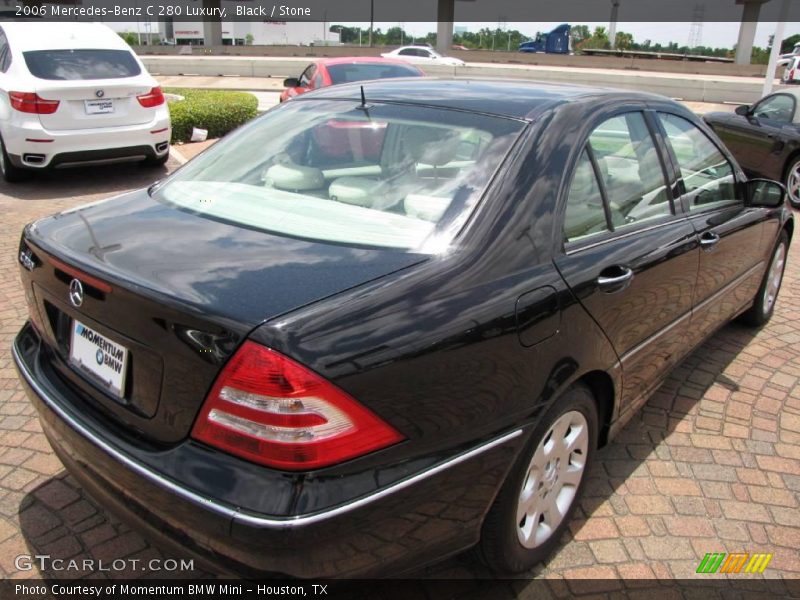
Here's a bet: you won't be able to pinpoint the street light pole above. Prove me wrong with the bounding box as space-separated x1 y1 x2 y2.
609 0 620 49
763 0 790 96
369 0 374 47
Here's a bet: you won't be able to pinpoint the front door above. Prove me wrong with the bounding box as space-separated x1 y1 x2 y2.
553 110 698 419
656 111 768 345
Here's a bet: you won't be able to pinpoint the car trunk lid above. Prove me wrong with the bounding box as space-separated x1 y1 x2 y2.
22 189 426 444
35 78 156 131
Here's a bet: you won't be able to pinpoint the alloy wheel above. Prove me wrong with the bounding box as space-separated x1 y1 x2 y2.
787 160 800 207
763 242 786 316
516 410 589 549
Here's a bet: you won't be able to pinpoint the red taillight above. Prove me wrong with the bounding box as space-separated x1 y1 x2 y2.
137 86 164 108
790 68 796 81
191 341 404 470
9 92 59 114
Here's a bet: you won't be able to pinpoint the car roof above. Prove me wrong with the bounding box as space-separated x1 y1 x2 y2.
317 56 421 67
1 23 129 52
392 46 438 54
300 77 675 121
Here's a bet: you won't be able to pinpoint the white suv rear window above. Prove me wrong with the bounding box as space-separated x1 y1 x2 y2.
23 49 141 80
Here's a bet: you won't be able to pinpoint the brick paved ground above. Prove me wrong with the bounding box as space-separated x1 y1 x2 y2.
0 163 798 592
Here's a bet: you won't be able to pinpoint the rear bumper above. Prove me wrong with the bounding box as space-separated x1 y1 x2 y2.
3 111 170 169
13 323 523 578
10 144 169 169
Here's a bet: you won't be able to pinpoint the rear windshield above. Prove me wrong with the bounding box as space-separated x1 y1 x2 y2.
23 49 141 80
153 100 523 251
327 63 421 85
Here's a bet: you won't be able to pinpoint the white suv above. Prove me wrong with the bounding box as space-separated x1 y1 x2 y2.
0 23 171 182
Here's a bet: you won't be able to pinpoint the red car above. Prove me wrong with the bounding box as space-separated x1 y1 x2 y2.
279 57 424 102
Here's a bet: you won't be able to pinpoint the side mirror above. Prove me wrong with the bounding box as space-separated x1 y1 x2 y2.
283 77 301 88
735 104 752 117
747 178 786 208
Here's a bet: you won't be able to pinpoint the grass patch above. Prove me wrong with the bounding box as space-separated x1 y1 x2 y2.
164 88 259 143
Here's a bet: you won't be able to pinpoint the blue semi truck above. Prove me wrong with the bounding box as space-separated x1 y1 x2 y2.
519 24 571 54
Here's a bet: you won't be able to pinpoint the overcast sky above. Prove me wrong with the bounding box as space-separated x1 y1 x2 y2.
344 21 800 48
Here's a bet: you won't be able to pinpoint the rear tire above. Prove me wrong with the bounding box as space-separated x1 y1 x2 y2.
143 152 170 167
478 383 598 574
0 135 29 183
739 231 789 327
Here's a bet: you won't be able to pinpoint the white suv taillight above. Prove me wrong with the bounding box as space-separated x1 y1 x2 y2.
191 341 403 470
137 86 164 108
9 92 59 114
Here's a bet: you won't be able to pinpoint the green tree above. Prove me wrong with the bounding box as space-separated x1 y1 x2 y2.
118 32 138 46
578 27 610 50
614 31 633 50
781 34 800 54
570 24 590 47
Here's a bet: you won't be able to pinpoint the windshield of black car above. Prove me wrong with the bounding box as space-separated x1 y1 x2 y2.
153 100 524 251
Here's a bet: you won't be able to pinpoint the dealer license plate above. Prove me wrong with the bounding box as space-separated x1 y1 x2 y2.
69 320 128 397
84 99 114 115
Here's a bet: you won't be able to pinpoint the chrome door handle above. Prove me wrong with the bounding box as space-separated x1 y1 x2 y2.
699 232 720 249
597 266 634 292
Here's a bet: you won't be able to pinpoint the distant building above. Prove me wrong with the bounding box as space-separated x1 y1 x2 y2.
109 21 340 46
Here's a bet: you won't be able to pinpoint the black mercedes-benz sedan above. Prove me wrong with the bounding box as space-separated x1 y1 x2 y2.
704 88 800 208
13 79 793 578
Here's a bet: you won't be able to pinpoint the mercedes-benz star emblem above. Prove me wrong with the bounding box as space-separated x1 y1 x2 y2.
69 279 84 308
95 89 104 98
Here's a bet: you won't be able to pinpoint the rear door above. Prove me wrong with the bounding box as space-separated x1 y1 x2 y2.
23 48 155 130
656 111 768 344
553 109 698 418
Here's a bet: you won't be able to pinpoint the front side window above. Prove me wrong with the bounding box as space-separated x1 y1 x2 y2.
153 100 524 250
752 94 795 123
658 113 737 211
23 49 141 80
298 65 315 87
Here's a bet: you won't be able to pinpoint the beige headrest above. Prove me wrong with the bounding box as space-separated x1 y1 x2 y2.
263 163 324 191
404 127 461 166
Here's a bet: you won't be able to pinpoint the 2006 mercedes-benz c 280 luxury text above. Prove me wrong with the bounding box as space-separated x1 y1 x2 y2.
13 79 793 577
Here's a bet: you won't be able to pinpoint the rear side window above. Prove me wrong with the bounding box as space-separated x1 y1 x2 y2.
588 113 671 228
563 111 671 243
564 149 609 242
23 49 141 80
658 113 736 211
0 28 10 73
327 63 421 85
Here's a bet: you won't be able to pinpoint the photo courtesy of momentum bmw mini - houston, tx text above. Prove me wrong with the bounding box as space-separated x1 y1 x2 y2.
2 0 800 595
